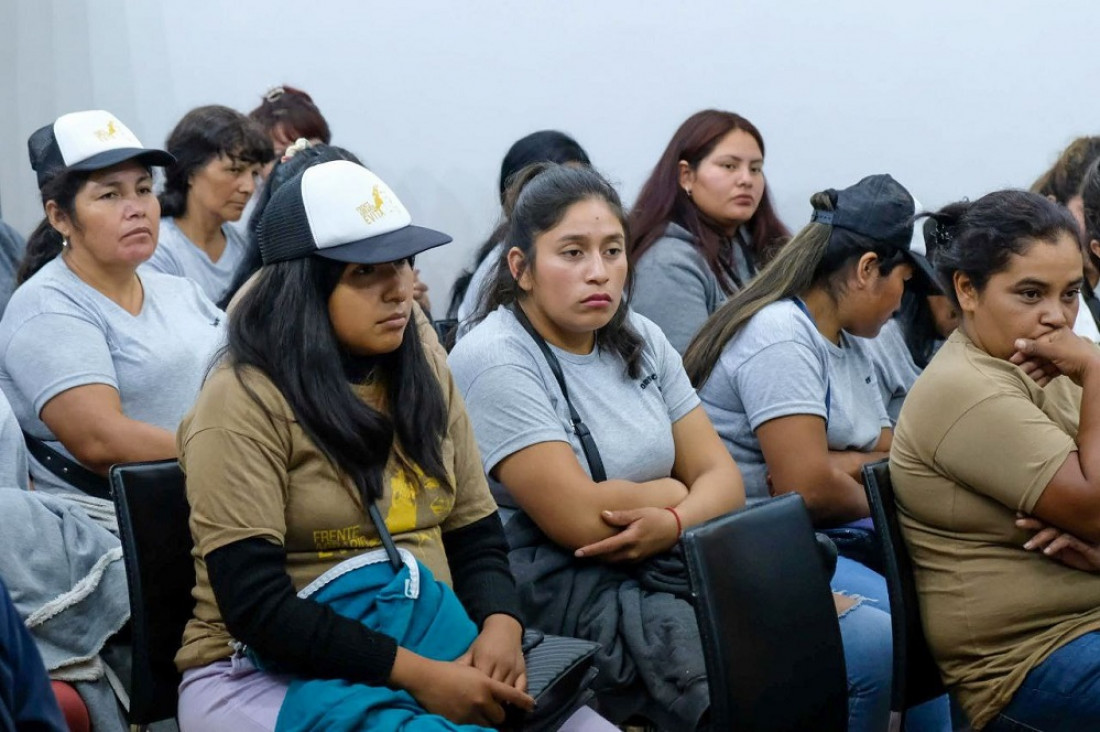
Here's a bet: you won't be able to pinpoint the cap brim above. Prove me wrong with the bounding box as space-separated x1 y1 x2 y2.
67 147 176 173
905 250 942 293
313 224 452 264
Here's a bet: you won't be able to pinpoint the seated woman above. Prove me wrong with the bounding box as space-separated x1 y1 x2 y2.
684 174 951 730
450 163 897 731
448 129 591 334
1 110 224 529
628 109 790 353
143 105 272 305
248 84 332 161
891 190 1100 731
175 160 611 731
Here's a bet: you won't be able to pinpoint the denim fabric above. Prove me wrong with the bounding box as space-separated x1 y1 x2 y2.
986 631 1100 732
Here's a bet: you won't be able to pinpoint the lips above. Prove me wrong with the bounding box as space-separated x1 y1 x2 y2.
582 294 612 304
122 227 153 240
732 195 756 205
379 312 408 325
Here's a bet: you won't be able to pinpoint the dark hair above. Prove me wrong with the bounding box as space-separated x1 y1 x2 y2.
218 143 362 308
1079 158 1100 272
896 219 951 368
928 190 1081 310
249 85 332 147
684 189 908 386
227 256 449 506
18 168 94 284
1031 136 1100 204
446 131 591 319
629 109 791 291
159 105 273 219
474 163 645 377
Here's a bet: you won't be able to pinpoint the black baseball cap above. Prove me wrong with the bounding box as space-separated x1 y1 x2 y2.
811 174 938 287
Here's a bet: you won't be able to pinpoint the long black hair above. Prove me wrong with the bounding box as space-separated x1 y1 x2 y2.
217 143 362 309
473 163 645 378
17 167 92 285
228 256 450 504
447 130 590 319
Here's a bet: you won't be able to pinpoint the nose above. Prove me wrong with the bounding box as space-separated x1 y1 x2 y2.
239 171 256 196
735 167 754 187
382 264 412 302
586 253 610 283
1040 297 1070 329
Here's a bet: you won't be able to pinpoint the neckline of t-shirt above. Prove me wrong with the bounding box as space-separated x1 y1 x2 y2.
783 298 848 357
164 217 239 267
502 307 602 365
55 256 151 320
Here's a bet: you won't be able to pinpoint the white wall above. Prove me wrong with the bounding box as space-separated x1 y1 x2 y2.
5 0 1100 308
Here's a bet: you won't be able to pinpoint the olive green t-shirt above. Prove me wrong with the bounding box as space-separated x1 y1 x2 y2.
891 329 1100 729
174 347 498 672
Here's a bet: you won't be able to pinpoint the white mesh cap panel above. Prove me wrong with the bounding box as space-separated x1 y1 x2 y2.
300 161 412 250
52 110 145 167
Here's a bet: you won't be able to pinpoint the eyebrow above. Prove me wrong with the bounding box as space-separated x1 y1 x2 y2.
1012 276 1085 289
558 232 625 244
714 155 764 164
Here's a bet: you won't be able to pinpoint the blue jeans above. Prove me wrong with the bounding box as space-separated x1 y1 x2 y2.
986 631 1100 732
839 600 892 732
833 556 953 732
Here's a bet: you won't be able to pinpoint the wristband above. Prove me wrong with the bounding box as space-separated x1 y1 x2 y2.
663 506 683 538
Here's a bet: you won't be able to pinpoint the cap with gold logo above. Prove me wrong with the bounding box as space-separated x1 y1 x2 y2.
28 110 175 190
258 160 452 265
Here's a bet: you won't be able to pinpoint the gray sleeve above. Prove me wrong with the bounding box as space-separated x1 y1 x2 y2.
456 360 570 475
734 341 829 431
631 243 714 354
2 313 118 416
0 394 28 490
141 240 183 276
645 319 701 423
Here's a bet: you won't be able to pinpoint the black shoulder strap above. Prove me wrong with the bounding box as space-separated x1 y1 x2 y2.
22 431 112 500
511 305 607 482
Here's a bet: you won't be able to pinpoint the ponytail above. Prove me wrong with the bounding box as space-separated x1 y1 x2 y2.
16 168 90 285
683 191 835 386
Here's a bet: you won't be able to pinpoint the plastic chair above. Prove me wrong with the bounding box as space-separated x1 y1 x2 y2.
862 459 948 732
110 459 195 726
682 493 848 731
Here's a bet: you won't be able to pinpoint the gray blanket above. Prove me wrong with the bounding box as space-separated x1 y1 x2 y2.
506 514 709 731
0 489 130 731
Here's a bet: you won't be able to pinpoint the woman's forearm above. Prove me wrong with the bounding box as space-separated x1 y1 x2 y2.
672 464 744 530
74 417 177 474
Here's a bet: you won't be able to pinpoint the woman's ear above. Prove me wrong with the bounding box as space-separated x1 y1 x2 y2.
854 252 879 288
507 247 532 292
954 271 979 314
44 201 72 241
678 160 695 198
1090 239 1100 264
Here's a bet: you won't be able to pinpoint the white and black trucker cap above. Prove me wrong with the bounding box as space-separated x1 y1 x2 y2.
28 110 175 190
258 160 452 265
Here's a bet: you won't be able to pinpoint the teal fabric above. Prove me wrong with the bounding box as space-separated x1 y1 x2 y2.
272 550 490 732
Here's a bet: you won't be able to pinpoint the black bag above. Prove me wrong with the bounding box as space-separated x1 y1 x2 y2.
501 630 600 731
819 526 882 574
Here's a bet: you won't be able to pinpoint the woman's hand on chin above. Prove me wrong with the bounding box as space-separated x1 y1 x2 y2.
1016 514 1100 572
574 506 680 562
1012 327 1100 387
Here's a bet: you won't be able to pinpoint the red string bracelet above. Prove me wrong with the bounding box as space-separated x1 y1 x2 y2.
663 506 683 538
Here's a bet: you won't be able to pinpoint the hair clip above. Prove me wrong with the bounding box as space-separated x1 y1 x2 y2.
264 86 286 104
281 137 314 162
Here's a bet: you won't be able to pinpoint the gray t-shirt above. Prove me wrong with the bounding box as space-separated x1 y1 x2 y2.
0 220 26 316
0 256 225 524
449 307 700 505
454 241 505 342
0 387 28 490
142 217 247 304
859 318 921 425
630 223 754 354
698 299 890 503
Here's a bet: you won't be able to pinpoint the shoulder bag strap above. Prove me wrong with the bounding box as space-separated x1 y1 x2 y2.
22 431 112 500
510 305 607 482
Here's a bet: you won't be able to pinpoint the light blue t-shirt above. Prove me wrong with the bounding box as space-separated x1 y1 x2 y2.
859 318 921 425
0 256 225 524
698 299 890 503
142 217 247 304
449 307 699 506
454 241 505 342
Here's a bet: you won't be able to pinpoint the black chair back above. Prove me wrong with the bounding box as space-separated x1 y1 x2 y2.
862 459 946 729
683 493 848 732
110 459 195 725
